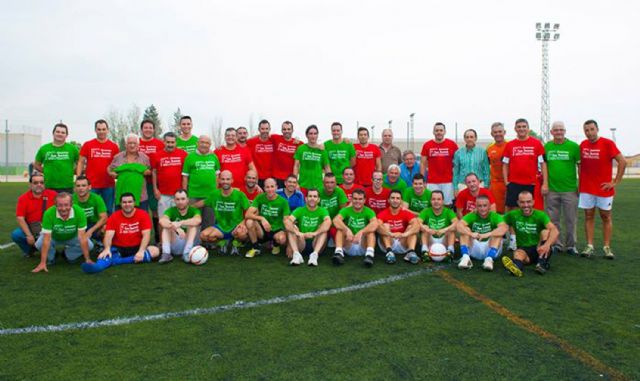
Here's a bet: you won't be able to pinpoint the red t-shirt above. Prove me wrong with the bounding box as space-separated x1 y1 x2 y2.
340 184 365 203
271 134 302 180
354 144 381 186
455 188 496 216
247 136 274 179
502 137 545 185
106 208 152 248
79 139 120 188
152 148 188 195
214 145 253 187
241 186 263 203
365 187 391 215
377 208 415 233
420 139 458 184
579 137 621 197
15 189 57 223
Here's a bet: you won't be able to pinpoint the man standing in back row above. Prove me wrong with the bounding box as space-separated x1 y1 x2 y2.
34 123 79 193
420 122 458 206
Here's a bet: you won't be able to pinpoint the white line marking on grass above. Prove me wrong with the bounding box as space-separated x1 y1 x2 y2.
0 265 447 336
0 242 16 250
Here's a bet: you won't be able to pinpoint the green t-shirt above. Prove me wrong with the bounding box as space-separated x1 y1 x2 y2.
41 204 87 241
72 193 107 225
114 162 148 206
544 139 580 192
35 143 79 189
324 140 356 184
205 189 249 232
164 206 201 231
402 187 432 213
318 187 348 219
383 175 408 192
182 152 220 199
504 209 551 248
294 144 329 190
462 211 504 241
418 207 456 238
338 206 376 234
292 206 330 234
176 136 199 154
252 193 291 231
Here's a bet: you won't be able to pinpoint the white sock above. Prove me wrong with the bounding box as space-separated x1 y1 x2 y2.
335 247 344 255
447 245 455 253
421 244 428 253
162 242 170 255
366 247 374 257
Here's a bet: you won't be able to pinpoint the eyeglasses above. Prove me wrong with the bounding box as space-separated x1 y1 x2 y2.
373 178 383 182
31 181 44 184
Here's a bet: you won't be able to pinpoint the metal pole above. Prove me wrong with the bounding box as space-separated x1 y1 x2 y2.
540 39 550 142
409 113 415 152
455 122 458 144
4 120 8 183
371 125 375 144
406 121 410 152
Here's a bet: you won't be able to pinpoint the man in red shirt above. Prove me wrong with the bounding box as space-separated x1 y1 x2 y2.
82 193 159 273
214 128 256 189
236 126 249 148
241 170 263 204
138 120 165 241
455 173 496 218
77 119 119 214
419 122 458 206
272 121 302 189
340 167 364 204
152 132 188 217
354 127 382 187
376 190 420 264
12 172 57 256
247 119 274 188
578 119 627 259
365 171 391 215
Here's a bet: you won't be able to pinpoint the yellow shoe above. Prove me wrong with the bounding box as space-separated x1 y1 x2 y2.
245 248 260 258
272 246 281 255
502 256 523 277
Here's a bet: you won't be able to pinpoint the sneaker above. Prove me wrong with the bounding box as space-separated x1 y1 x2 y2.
580 245 595 258
272 245 281 255
332 252 345 266
446 250 455 263
158 252 174 264
482 257 494 271
502 256 523 277
534 263 547 275
603 246 615 260
566 247 579 256
421 250 431 262
404 251 419 265
290 252 304 266
385 252 396 264
363 255 374 268
230 245 240 256
245 248 260 258
308 252 318 267
458 254 473 270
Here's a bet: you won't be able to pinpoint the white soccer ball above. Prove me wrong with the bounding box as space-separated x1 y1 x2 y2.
189 246 209 265
429 243 448 262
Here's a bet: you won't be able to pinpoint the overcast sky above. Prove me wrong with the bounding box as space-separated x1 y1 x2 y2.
1 0 639 154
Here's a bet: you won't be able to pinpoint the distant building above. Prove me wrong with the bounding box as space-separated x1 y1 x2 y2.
0 126 42 175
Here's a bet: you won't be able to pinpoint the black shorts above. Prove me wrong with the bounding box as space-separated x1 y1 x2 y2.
518 246 540 264
258 222 282 243
301 239 314 255
506 183 535 207
113 246 138 257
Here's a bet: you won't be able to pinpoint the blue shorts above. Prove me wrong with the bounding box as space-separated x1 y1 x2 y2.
213 225 234 240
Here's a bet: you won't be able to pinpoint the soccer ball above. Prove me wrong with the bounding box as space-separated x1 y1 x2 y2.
429 243 448 262
188 246 209 265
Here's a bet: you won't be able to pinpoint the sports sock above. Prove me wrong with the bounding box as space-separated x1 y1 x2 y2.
81 257 112 274
113 255 135 265
487 247 498 259
162 241 171 255
182 243 193 257
421 244 428 253
460 245 469 255
142 251 152 263
294 251 301 257
513 258 524 270
335 247 344 256
365 247 374 257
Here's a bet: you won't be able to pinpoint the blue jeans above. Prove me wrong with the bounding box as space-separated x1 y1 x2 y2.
92 187 114 215
11 228 34 255
35 234 94 264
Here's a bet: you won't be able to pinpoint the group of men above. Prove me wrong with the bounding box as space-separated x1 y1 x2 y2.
12 116 626 277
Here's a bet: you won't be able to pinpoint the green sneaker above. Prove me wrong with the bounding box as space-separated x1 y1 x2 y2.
245 248 260 258
580 245 595 258
502 256 523 277
603 246 615 260
272 245 281 255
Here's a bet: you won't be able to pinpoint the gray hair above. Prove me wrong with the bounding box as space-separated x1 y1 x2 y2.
387 164 401 172
125 133 140 143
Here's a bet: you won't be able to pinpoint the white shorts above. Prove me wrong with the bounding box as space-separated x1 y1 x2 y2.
429 236 445 246
427 183 454 205
578 193 613 211
377 237 408 254
170 229 201 255
158 195 177 217
345 243 366 257
469 239 502 260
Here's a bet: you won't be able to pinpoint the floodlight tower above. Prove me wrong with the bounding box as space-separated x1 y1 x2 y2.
610 127 617 143
409 113 415 151
536 22 560 142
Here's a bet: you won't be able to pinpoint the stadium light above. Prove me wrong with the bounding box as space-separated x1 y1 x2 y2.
536 22 561 142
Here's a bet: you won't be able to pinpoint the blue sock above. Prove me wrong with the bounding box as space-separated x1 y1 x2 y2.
113 254 135 265
460 245 469 255
81 257 112 274
487 247 498 259
142 251 152 263
513 259 524 270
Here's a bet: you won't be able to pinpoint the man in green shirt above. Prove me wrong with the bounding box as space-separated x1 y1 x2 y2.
457 195 508 271
417 190 458 261
544 121 580 256
284 189 331 266
294 125 331 191
176 116 199 154
383 164 408 192
34 123 79 192
245 178 291 258
73 176 107 242
402 173 432 215
324 122 356 184
32 192 93 273
197 170 250 256
181 135 220 229
332 189 378 267
158 189 202 263
502 190 559 277
318 173 348 219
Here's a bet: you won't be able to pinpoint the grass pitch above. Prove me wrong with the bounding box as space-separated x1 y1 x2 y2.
0 181 638 380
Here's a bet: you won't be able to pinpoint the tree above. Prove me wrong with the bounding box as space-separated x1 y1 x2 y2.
143 104 163 137
171 107 183 134
127 104 141 135
105 104 141 149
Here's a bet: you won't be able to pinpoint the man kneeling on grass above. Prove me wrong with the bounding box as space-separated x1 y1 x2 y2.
502 190 559 277
245 178 291 258
284 188 331 266
81 193 159 273
376 190 420 264
456 195 508 271
332 189 378 267
158 189 202 264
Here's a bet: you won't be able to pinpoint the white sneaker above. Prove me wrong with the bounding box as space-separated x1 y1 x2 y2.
308 252 318 267
290 252 304 266
458 254 473 269
482 257 494 271
508 237 517 251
